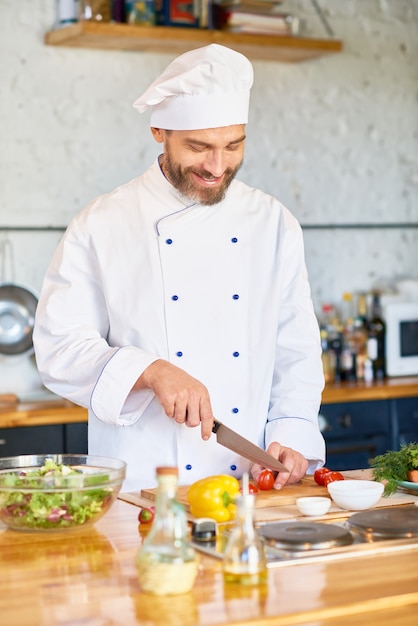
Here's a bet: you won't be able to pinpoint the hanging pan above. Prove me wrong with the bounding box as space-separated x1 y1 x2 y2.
0 239 38 357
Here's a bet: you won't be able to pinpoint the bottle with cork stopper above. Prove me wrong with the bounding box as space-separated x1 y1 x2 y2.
135 466 198 595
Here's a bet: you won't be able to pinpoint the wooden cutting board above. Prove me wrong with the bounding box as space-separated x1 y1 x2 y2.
141 476 328 511
120 470 418 523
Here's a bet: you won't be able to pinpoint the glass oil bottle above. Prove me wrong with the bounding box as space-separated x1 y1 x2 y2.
223 475 267 586
135 466 198 595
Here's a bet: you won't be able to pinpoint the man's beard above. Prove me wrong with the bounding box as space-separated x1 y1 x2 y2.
162 149 242 206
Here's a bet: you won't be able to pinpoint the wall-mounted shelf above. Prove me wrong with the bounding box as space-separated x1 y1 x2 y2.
2 223 417 233
301 223 418 230
44 22 343 63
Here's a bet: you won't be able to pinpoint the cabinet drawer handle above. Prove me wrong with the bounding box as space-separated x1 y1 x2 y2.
338 414 352 428
0 438 6 445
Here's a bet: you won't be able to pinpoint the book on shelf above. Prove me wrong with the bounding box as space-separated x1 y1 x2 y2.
154 0 214 28
124 0 294 32
220 0 285 9
216 4 300 35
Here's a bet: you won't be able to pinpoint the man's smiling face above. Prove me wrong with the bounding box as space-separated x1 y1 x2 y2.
152 125 246 205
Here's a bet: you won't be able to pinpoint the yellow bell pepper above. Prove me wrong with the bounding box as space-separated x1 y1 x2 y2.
187 474 240 522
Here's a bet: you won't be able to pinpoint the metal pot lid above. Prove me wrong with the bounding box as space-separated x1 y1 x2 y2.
0 283 38 356
258 521 353 551
348 506 418 539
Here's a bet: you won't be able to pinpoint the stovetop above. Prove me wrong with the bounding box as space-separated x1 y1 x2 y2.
191 505 418 568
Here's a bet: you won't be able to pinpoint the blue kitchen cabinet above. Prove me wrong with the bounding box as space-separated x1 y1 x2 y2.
394 397 418 447
0 425 64 456
0 423 88 457
319 400 392 471
64 422 88 454
320 395 418 470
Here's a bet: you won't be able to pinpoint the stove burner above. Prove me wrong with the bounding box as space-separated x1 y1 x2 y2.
259 521 353 551
348 505 418 540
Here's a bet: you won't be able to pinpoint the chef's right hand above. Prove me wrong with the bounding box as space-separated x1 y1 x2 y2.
133 359 214 441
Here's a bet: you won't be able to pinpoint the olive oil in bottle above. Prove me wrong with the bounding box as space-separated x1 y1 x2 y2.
223 478 267 586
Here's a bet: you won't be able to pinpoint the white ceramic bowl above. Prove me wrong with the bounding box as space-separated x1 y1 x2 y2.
296 496 332 516
327 480 384 511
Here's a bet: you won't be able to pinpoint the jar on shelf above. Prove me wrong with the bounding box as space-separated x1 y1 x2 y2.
79 1 111 21
55 0 78 28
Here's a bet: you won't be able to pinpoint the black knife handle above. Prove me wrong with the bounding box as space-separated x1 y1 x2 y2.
212 420 221 434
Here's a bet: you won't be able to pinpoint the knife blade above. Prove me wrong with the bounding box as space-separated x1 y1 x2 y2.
212 419 289 473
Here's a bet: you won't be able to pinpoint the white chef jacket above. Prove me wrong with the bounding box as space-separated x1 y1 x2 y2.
33 158 325 491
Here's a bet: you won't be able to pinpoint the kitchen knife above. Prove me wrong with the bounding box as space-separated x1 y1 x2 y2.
212 419 289 473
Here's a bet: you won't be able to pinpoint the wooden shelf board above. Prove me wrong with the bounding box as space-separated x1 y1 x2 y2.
44 22 343 62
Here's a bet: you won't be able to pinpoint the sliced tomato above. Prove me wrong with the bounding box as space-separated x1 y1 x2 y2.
314 467 331 486
257 469 275 491
323 471 344 486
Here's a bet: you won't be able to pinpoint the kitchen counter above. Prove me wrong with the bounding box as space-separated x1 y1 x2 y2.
0 377 417 429
0 397 86 428
321 375 418 404
1 496 418 625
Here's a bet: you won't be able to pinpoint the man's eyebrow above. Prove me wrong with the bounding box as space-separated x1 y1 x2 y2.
185 135 246 148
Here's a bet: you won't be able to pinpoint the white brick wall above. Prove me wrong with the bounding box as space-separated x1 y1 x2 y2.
0 0 417 393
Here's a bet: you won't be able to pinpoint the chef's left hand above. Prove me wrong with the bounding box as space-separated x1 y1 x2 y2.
251 442 308 490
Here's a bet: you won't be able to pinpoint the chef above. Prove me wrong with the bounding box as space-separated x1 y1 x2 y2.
33 44 325 492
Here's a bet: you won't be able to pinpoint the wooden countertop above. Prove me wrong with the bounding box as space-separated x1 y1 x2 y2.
0 376 417 429
0 397 87 428
1 497 417 625
321 375 418 404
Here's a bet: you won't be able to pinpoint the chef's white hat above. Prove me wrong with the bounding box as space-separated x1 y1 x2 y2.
133 44 254 130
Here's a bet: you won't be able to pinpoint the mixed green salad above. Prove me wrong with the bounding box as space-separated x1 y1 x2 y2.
0 459 114 530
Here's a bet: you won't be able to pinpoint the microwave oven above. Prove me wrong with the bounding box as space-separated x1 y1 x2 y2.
384 301 418 377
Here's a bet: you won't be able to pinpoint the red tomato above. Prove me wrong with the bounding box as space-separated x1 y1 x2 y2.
323 471 344 486
138 506 155 524
257 469 275 491
314 467 331 486
239 483 259 495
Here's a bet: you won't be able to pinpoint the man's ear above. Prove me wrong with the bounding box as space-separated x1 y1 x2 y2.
151 127 164 143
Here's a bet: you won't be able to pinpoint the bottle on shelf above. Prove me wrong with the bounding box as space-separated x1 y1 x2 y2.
135 466 198 595
55 0 78 28
355 292 368 327
363 358 374 383
320 303 336 331
111 1 126 23
223 474 267 586
326 315 343 383
366 292 386 381
352 292 369 381
340 320 357 382
319 304 337 383
340 292 355 327
340 293 356 382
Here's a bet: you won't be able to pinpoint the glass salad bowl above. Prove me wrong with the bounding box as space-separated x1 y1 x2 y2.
0 454 126 532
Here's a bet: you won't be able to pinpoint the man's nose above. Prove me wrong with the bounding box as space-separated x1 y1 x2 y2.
203 151 226 177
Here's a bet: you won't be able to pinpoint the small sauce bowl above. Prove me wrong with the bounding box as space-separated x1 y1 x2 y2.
296 496 332 516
